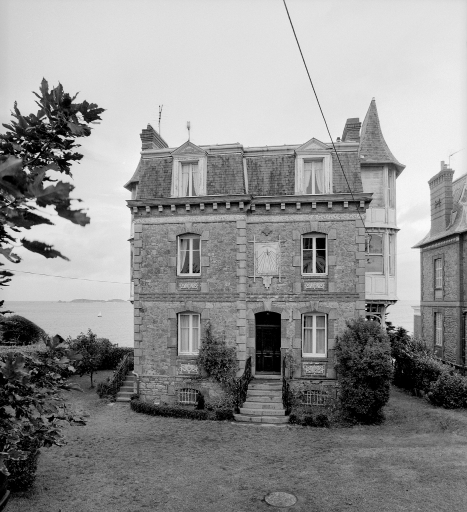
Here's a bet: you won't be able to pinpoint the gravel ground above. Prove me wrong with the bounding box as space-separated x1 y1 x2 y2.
7 372 467 512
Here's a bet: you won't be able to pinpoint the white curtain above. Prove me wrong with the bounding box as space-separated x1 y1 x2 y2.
192 163 200 196
171 161 180 197
197 159 206 195
324 156 332 193
303 316 313 354
303 162 313 194
314 161 324 194
179 315 190 353
295 157 304 194
179 238 189 273
316 316 326 354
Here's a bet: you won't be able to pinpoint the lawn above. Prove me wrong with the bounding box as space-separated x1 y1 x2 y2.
7 372 467 512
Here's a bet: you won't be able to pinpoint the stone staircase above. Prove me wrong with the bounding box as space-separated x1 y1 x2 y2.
233 378 288 424
115 374 135 403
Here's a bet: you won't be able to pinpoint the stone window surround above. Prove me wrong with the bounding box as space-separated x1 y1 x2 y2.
291 221 337 293
432 253 444 301
167 223 210 293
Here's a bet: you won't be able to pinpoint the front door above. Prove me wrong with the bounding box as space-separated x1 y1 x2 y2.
255 312 281 374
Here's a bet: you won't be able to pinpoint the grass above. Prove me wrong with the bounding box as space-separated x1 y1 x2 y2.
7 372 467 512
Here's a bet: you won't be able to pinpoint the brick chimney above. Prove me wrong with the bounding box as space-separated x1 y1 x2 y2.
140 124 168 150
429 161 455 235
342 118 362 142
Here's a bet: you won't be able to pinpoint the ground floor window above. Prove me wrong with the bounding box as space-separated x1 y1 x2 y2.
178 388 199 405
434 312 443 347
178 313 200 355
302 314 327 357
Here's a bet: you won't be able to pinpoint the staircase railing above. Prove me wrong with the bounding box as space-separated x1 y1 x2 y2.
233 356 252 413
282 355 292 414
97 353 133 400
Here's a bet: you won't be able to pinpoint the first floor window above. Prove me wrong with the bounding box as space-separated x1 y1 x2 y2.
302 314 327 357
434 312 443 347
434 258 443 290
178 235 201 275
302 234 327 274
366 232 383 273
178 313 200 355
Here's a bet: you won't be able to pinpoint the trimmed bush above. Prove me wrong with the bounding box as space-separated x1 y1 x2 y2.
130 399 235 421
5 440 40 492
427 372 467 409
335 318 393 424
315 414 331 428
0 315 46 346
131 400 210 420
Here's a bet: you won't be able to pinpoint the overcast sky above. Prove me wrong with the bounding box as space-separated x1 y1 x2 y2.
1 0 466 302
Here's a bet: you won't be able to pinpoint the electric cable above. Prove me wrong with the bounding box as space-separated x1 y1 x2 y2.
1 268 130 284
282 0 367 231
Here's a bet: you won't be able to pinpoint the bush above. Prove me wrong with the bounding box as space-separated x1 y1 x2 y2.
5 439 40 492
130 400 210 420
0 315 46 346
427 372 467 409
315 413 331 428
98 340 133 370
335 318 393 424
303 414 315 427
214 408 234 421
196 322 237 386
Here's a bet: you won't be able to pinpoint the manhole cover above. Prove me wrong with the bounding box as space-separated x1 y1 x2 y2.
265 492 297 507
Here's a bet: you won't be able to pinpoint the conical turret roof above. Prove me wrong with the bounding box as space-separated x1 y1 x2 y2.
360 99 405 174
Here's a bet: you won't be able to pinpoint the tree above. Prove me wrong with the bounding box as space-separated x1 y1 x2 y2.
72 329 104 388
0 79 104 310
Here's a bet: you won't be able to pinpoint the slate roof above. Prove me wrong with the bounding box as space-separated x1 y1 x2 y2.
123 159 142 190
413 172 467 247
359 99 405 174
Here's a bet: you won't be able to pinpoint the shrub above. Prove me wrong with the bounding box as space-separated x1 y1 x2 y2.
335 318 393 424
427 372 467 409
196 322 238 386
5 439 40 492
214 408 234 421
303 414 315 427
71 329 104 388
0 315 46 346
130 400 210 420
288 412 302 425
315 413 330 428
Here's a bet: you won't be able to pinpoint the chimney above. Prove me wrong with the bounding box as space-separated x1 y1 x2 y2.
429 161 455 235
140 124 168 150
342 118 361 142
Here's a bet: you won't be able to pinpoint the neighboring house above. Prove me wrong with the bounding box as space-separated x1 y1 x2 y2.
413 163 467 370
124 99 404 404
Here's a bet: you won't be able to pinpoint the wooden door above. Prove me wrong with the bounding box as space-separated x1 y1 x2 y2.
256 323 281 373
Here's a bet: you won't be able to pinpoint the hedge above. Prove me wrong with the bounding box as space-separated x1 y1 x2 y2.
130 399 234 421
389 327 467 409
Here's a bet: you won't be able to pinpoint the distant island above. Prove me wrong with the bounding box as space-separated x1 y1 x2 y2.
57 299 128 303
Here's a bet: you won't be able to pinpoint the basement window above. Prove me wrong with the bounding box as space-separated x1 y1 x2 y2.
178 388 199 405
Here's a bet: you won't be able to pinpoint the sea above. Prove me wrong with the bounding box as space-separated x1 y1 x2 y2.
4 299 419 348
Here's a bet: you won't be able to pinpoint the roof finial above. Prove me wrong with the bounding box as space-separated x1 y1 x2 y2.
158 105 163 136
187 121 191 141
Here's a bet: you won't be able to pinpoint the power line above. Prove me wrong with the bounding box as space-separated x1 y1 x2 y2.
3 268 130 284
282 0 367 231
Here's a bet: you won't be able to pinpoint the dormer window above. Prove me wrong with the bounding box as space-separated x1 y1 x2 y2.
303 159 325 194
171 141 207 197
180 162 200 197
294 140 332 195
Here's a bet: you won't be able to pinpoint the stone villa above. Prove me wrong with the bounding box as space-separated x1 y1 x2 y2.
413 163 467 369
124 99 404 404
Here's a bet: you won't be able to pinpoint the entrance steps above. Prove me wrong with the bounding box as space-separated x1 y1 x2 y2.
116 374 135 402
233 379 289 425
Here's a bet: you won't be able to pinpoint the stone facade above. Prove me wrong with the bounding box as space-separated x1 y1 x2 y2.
414 163 467 369
125 100 405 403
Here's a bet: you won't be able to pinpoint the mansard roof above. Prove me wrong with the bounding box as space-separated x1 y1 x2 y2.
123 158 142 190
171 140 207 156
413 172 467 247
359 99 405 175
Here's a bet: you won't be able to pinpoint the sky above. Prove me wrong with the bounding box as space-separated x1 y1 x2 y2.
0 0 466 302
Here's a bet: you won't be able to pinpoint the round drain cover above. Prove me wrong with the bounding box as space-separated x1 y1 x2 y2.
265 492 297 507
